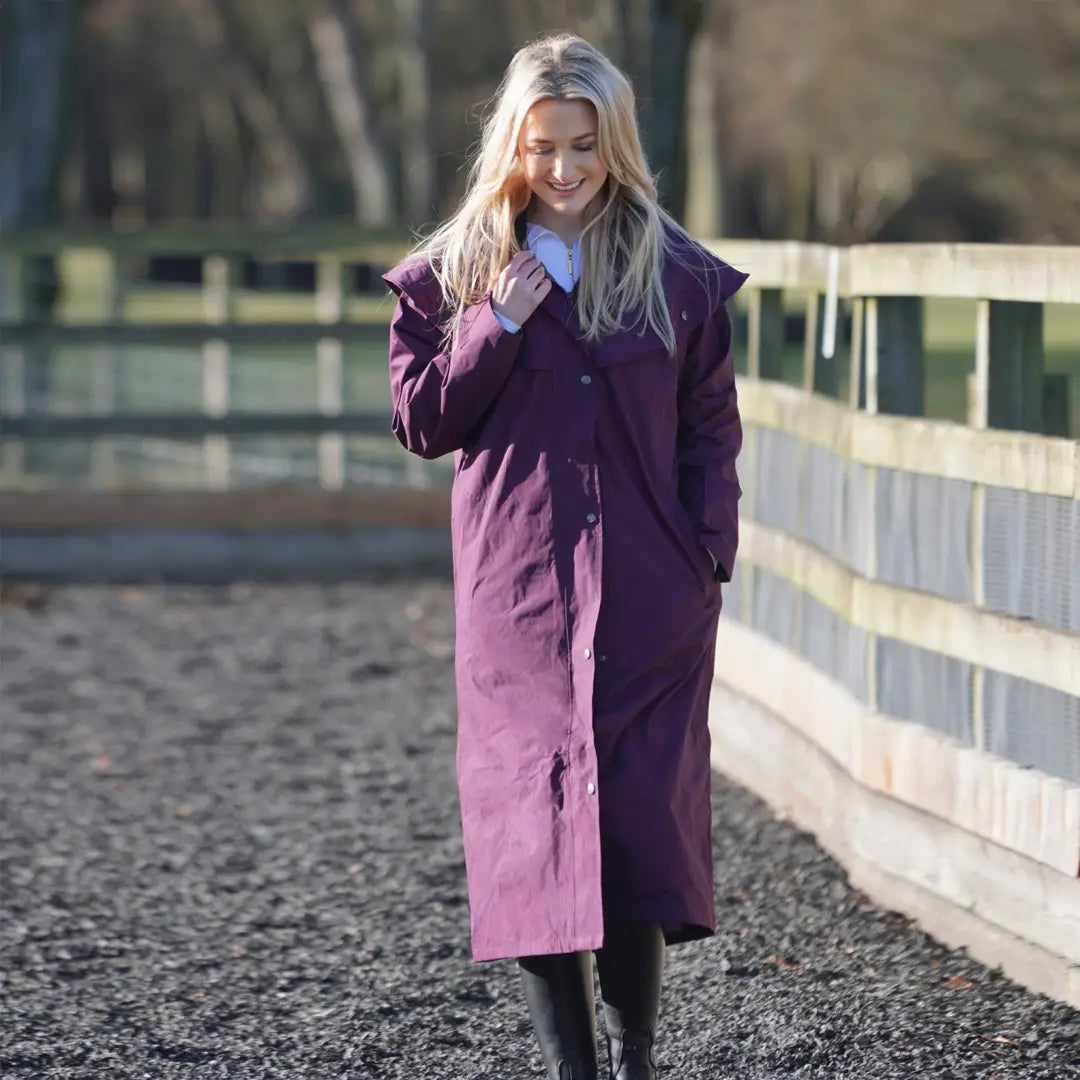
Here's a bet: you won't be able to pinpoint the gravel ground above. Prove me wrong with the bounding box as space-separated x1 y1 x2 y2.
1 579 1078 1080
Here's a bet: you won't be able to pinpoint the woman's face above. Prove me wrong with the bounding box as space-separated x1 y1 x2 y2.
516 98 607 234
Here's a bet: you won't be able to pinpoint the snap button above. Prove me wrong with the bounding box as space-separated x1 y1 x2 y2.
585 512 597 524
580 374 592 385
586 782 596 795
583 648 592 660
680 310 688 322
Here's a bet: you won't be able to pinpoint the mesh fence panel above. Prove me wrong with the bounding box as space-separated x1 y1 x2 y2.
723 559 745 625
984 487 1080 633
752 569 797 649
739 425 758 521
837 619 870 704
753 429 802 535
845 462 872 577
984 672 1080 784
800 592 838 679
876 636 973 745
875 469 972 603
735 426 1079 786
797 593 869 704
802 444 848 561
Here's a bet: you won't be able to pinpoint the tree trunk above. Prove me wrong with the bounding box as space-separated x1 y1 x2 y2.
0 0 78 302
200 89 246 220
0 0 78 441
307 0 394 226
620 0 704 219
187 0 312 220
395 0 434 225
684 25 723 237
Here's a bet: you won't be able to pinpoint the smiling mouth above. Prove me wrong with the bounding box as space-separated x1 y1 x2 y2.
548 179 584 193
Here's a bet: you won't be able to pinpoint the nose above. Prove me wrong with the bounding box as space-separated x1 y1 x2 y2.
551 153 575 180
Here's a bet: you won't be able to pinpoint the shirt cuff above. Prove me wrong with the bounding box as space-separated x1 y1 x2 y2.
492 309 522 334
705 546 731 583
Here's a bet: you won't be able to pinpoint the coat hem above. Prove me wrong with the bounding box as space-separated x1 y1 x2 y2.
470 933 605 963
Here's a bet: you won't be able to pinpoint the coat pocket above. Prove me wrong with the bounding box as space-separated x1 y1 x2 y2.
670 502 715 593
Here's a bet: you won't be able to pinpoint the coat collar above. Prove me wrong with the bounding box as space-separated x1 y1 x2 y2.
514 210 668 363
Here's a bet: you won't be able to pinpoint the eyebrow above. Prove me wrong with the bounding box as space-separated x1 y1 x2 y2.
526 132 597 144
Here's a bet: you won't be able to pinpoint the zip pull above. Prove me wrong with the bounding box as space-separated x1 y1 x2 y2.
566 244 574 282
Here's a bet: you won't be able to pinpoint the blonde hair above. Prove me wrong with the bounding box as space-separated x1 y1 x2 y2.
417 33 702 353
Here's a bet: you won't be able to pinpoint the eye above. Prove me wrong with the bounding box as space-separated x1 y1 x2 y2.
574 145 595 153
532 148 553 156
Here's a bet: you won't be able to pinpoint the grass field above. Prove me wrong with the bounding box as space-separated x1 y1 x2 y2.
6 251 1078 489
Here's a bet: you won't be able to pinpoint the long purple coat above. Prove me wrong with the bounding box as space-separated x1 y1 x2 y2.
384 235 747 962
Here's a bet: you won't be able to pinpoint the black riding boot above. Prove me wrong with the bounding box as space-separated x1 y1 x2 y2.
595 921 665 1080
518 951 599 1080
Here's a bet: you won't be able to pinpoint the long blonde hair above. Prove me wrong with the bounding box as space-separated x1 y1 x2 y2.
417 34 700 353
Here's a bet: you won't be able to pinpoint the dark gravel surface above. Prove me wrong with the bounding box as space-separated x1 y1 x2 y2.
1 579 1078 1080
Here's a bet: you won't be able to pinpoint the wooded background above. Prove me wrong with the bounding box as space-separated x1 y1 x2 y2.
4 0 1080 244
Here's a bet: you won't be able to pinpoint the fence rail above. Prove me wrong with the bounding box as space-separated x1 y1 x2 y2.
2 228 1079 1005
703 238 1080 1008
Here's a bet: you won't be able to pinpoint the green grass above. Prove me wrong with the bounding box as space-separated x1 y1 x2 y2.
728 294 1080 435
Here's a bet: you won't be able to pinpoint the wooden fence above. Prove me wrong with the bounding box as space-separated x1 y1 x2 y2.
707 240 1080 1009
1 230 1079 1006
0 225 406 490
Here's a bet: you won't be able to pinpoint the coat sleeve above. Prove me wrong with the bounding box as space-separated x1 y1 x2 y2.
676 300 743 583
385 269 523 460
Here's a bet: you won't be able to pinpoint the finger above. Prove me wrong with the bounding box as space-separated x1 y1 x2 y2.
524 261 547 283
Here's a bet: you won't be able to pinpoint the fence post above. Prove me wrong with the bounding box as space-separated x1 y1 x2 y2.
875 296 925 417
316 256 346 489
803 292 838 397
986 300 1044 433
860 297 880 714
747 287 784 381
743 286 783 631
969 299 991 750
90 250 125 488
848 298 864 409
1042 374 1071 437
202 254 236 489
0 253 27 483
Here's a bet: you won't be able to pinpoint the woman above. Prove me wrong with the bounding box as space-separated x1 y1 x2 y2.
384 33 746 1080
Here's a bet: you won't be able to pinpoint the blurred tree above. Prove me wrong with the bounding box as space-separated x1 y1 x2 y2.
0 0 79 309
620 0 706 218
40 0 1080 242
0 0 79 432
719 0 1080 241
307 0 394 225
188 0 313 220
395 0 434 225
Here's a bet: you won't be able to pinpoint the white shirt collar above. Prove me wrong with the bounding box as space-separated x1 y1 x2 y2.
524 222 580 291
525 222 579 249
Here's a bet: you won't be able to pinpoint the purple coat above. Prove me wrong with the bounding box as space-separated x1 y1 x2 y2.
384 237 747 962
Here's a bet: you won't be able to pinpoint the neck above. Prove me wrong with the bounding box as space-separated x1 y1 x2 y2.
527 202 582 247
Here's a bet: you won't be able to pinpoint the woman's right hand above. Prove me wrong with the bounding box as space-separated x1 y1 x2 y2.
491 251 552 327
